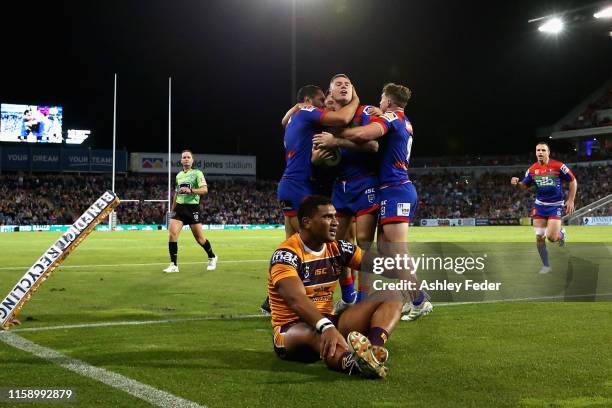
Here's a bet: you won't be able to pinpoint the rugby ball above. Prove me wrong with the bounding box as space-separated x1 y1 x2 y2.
322 147 342 167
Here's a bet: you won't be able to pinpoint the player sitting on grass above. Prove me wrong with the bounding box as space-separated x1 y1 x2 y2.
268 195 404 378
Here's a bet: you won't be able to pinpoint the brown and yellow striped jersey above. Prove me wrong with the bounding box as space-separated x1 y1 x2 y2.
268 233 362 327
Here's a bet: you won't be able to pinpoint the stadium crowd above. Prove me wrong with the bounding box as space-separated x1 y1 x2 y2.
414 165 611 219
411 151 611 167
0 164 609 226
0 174 284 226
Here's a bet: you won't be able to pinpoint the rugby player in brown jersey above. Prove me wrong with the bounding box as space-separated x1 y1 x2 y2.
268 195 404 378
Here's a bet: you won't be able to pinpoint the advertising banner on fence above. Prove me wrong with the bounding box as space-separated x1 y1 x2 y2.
1 146 30 170
1 224 284 233
421 218 477 227
489 218 520 226
583 216 612 226
130 152 256 176
61 149 121 172
31 146 61 171
420 218 476 227
0 146 127 172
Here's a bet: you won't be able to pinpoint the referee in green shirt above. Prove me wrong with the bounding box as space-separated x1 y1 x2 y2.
164 149 217 273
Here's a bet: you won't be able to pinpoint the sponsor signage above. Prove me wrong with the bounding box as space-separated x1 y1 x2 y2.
420 218 476 227
0 224 284 233
583 216 612 226
0 146 127 172
61 149 124 172
31 146 61 171
488 218 520 226
130 152 256 176
1 146 30 169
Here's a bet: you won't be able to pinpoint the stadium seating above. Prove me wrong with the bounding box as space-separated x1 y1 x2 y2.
415 165 611 219
0 165 609 226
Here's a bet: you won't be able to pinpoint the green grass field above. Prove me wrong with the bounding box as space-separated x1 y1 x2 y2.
0 226 611 407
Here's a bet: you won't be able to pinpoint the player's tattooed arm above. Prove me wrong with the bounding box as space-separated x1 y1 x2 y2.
313 132 378 153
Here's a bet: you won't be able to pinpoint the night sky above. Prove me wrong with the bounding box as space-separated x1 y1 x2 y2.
2 0 611 178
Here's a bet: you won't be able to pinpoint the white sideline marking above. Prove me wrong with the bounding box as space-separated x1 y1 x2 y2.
0 331 207 408
12 314 266 333
0 259 269 271
10 292 611 334
433 292 612 307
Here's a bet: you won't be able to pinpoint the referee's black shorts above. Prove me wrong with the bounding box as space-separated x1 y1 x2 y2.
172 204 202 225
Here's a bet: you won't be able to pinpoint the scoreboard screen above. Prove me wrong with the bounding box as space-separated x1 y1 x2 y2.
0 103 63 143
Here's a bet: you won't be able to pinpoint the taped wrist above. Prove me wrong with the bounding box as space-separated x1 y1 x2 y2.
315 317 334 334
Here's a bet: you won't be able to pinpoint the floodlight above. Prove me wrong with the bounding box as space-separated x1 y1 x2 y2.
594 5 612 19
538 18 564 33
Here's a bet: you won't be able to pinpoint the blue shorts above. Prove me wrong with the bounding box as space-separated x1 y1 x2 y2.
277 178 315 217
332 176 379 217
378 182 418 225
532 204 563 220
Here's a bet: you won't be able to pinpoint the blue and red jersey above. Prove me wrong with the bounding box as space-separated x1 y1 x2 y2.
521 160 575 205
370 110 414 187
282 106 328 181
337 105 378 181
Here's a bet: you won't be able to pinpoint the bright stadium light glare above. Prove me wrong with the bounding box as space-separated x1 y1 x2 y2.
538 18 564 33
594 5 612 19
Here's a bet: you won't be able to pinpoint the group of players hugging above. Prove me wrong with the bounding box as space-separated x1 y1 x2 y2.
262 74 432 378
163 73 577 379
262 73 578 379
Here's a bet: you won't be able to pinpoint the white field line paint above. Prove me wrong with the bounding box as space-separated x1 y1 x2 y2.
0 331 207 408
10 292 611 334
1 244 609 271
12 314 265 333
0 259 269 271
432 292 612 307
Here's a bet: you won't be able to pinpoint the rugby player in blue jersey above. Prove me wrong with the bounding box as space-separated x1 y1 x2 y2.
314 74 383 308
262 84 361 314
511 142 577 273
335 83 433 321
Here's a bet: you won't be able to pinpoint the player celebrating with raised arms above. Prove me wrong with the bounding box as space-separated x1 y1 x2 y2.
268 195 404 378
163 149 217 273
511 142 577 274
